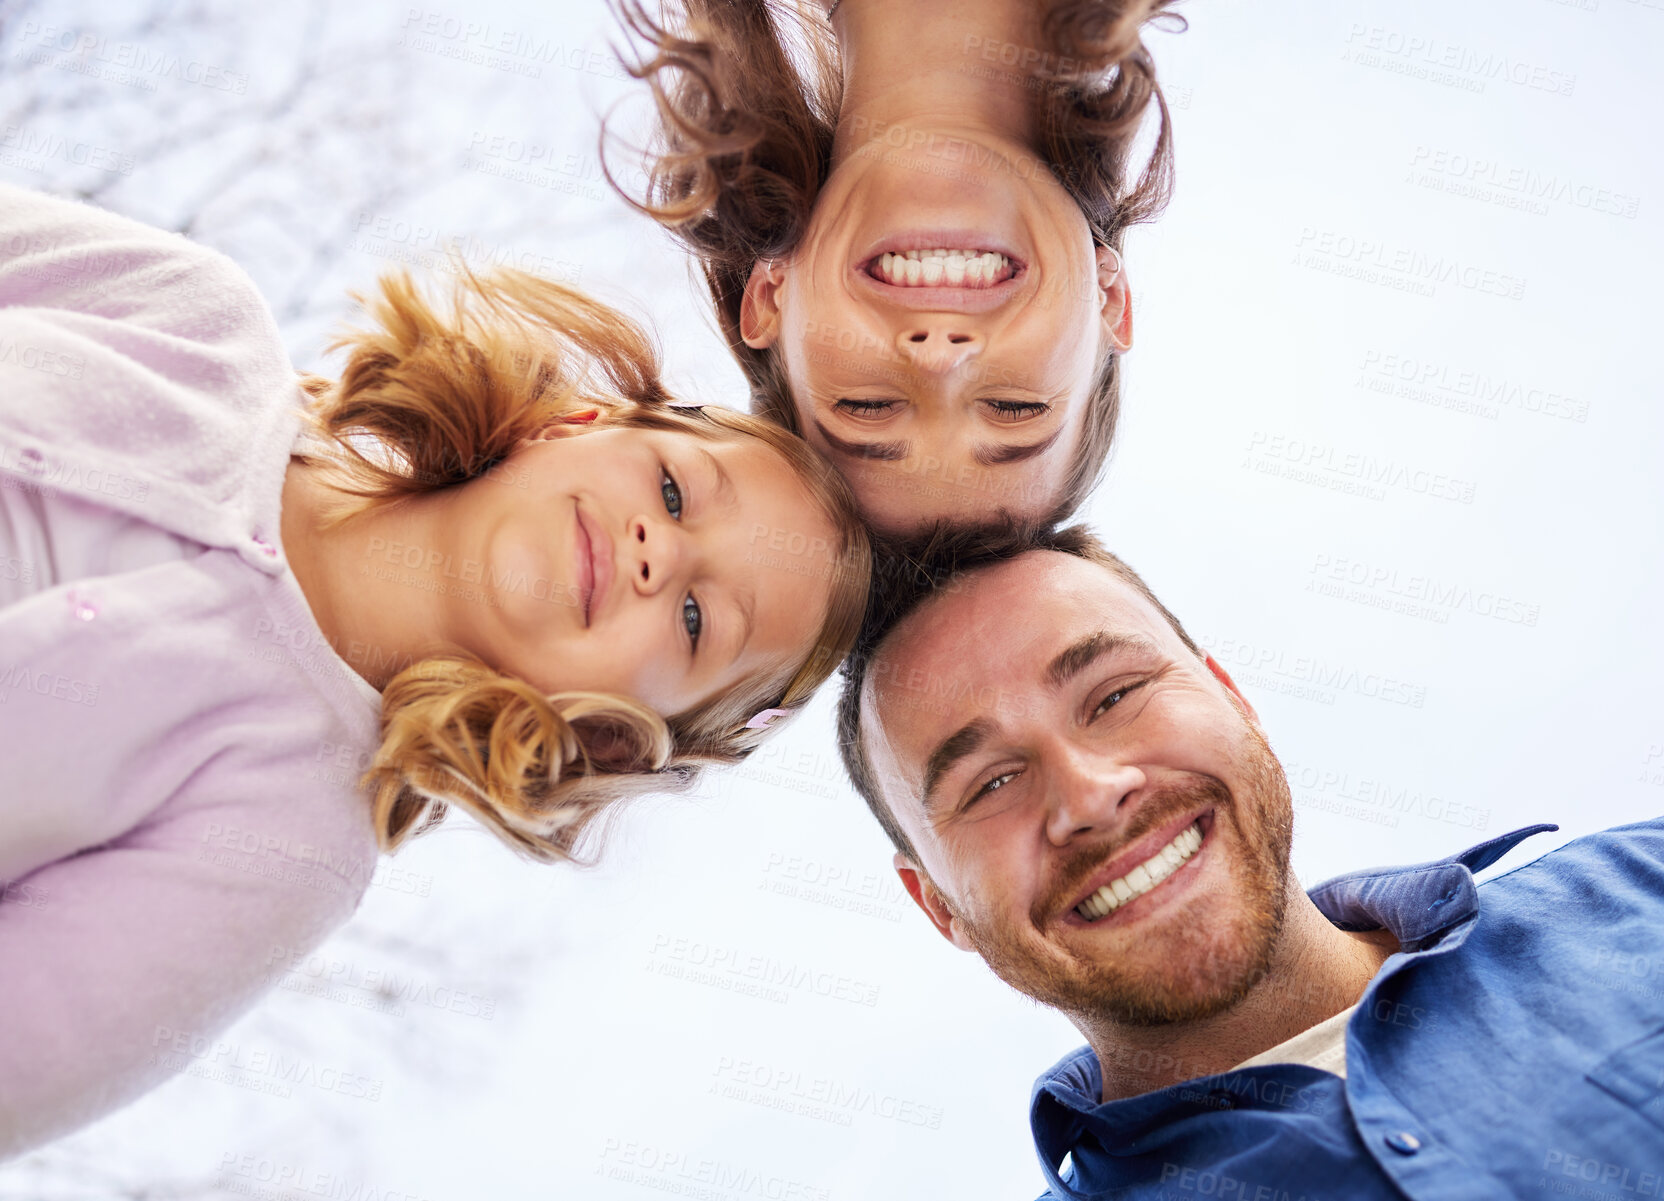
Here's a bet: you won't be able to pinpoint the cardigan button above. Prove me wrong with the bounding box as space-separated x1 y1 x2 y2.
66 590 98 621
1384 1131 1422 1155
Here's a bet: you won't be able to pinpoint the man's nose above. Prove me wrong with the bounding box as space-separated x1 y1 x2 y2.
1042 745 1147 847
627 514 688 597
895 323 981 375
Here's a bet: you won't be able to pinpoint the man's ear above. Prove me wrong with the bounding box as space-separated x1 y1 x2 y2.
1204 653 1261 727
525 407 603 442
895 852 977 953
739 259 786 349
1096 245 1133 354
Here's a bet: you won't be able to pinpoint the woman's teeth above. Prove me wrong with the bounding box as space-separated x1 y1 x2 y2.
874 249 1013 287
1075 822 1204 922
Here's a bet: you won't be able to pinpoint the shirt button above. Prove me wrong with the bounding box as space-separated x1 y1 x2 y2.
1384 1132 1422 1155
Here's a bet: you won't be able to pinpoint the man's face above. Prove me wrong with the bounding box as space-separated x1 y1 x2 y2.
861 552 1296 1027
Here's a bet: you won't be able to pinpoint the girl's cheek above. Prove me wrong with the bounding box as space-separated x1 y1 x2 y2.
630 634 671 696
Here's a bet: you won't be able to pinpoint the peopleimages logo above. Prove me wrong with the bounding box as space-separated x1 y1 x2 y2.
349 213 583 284
0 123 134 176
1341 24 1577 97
265 944 496 1020
713 1056 944 1129
0 663 99 706
1307 553 1542 627
1408 146 1640 220
15 22 251 93
216 1152 438 1201
1282 759 1491 832
398 9 630 80
1245 431 1477 505
646 933 881 1007
1198 633 1429 710
1356 349 1589 424
0 445 149 502
147 1026 383 1102
597 1139 830 1201
1294 227 1526 301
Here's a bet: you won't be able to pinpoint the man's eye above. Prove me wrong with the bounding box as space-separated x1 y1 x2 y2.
682 595 702 650
985 400 1051 422
835 399 900 417
661 470 683 519
967 770 1018 807
1092 683 1140 720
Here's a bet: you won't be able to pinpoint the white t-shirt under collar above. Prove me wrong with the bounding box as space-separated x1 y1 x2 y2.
1233 1004 1357 1078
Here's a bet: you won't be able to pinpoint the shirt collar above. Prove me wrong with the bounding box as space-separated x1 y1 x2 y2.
1305 822 1557 950
1029 823 1558 1198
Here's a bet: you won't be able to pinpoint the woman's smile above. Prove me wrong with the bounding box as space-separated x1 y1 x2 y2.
855 248 1028 315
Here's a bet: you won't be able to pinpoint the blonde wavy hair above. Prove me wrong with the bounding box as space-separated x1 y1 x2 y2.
296 266 871 864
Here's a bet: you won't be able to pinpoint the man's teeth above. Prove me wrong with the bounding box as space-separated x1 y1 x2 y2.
1075 822 1204 921
875 249 1012 287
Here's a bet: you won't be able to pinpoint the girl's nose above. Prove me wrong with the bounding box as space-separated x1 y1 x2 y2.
627 514 687 596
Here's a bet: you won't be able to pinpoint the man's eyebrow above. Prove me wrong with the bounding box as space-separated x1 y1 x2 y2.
1045 632 1160 691
698 447 738 513
921 717 998 814
811 419 910 463
973 426 1064 467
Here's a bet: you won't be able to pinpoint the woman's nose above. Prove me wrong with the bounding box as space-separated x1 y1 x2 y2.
895 324 981 374
627 515 687 596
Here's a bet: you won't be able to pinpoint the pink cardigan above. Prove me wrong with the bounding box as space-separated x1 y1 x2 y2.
0 186 382 1156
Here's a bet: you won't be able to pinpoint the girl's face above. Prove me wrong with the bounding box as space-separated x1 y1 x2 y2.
740 127 1133 536
443 420 839 718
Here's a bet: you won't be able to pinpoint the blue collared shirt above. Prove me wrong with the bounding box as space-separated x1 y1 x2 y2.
1030 819 1664 1200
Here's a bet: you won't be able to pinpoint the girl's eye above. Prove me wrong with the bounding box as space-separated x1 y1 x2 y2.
682 594 702 650
661 470 684 520
835 399 900 418
985 400 1051 423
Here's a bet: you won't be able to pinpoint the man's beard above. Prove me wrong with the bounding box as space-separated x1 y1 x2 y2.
951 723 1295 1028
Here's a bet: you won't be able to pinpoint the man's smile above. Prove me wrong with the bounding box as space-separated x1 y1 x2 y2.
1061 810 1217 928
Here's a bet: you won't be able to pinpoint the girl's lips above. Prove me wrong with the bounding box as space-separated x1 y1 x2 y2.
574 501 594 626
575 504 614 627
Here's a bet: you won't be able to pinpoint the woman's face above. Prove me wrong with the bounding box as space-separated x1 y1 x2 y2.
740 127 1133 537
443 420 839 718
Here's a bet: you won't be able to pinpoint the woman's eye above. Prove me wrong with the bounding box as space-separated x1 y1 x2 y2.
835 399 900 418
661 470 684 520
682 594 702 650
985 400 1051 423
